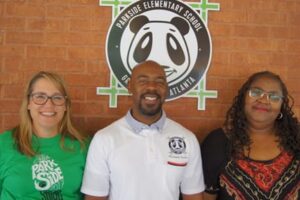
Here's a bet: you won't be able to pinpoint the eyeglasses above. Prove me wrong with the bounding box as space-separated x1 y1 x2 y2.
30 93 67 106
248 88 283 103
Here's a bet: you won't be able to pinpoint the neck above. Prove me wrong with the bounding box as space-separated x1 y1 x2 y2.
33 126 58 138
247 123 276 137
131 110 162 125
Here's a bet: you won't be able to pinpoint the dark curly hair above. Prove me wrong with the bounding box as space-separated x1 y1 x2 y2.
224 71 300 158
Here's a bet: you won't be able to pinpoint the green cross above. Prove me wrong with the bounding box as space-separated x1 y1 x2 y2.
97 74 129 108
98 0 220 110
188 0 220 23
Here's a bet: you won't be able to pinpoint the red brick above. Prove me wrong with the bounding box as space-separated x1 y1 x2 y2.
213 37 248 51
0 3 3 16
45 32 68 45
3 57 22 72
86 87 106 101
287 67 300 79
3 114 20 131
0 17 25 30
269 26 290 39
21 58 45 71
286 79 300 93
67 6 93 17
292 94 300 107
46 5 69 18
44 58 86 72
83 116 119 135
27 46 66 58
68 0 97 5
64 74 101 86
210 52 229 66
247 11 287 26
3 85 24 99
286 40 300 53
229 52 248 65
210 10 247 23
6 3 45 17
67 47 104 60
0 100 21 113
233 25 270 38
287 13 300 26
248 53 271 65
86 60 109 74
6 32 44 44
67 47 87 59
68 86 86 101
209 23 233 37
68 19 91 31
0 45 25 58
72 101 104 116
0 115 3 133
0 0 299 139
247 38 284 52
289 26 300 39
27 19 67 31
67 32 102 45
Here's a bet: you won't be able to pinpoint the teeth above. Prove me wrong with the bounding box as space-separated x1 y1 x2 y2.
41 112 55 116
145 96 156 101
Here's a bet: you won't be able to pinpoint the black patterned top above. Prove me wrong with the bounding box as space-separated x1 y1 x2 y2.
201 128 300 200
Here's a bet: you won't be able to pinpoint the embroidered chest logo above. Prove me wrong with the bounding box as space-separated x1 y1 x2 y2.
169 136 186 154
32 154 64 200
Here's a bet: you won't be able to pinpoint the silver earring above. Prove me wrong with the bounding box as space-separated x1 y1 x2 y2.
277 113 283 120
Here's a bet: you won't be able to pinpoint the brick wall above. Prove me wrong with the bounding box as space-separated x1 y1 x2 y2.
0 0 299 141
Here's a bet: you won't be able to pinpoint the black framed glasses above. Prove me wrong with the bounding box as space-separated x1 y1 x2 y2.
248 88 283 103
30 93 67 106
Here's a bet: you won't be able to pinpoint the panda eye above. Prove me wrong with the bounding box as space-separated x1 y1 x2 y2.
133 32 152 63
167 34 185 65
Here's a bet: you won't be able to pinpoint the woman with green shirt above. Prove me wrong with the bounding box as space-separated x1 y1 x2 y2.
0 71 89 200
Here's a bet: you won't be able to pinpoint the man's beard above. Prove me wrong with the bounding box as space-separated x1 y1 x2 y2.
139 102 162 116
138 93 163 116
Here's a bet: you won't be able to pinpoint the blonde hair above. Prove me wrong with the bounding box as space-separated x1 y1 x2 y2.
13 71 87 156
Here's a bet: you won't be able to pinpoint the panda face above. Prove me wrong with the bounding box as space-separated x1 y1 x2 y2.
127 21 191 85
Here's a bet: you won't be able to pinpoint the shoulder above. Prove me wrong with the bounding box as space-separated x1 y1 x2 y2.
0 130 16 156
0 130 14 143
201 128 229 161
93 117 129 138
164 118 195 137
202 128 227 146
89 117 131 149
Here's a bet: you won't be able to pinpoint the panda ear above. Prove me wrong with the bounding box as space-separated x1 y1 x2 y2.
129 15 149 33
170 17 189 36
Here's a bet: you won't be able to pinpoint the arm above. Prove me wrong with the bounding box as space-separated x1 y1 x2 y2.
81 134 111 198
203 192 217 200
85 195 108 200
182 192 203 200
201 129 228 200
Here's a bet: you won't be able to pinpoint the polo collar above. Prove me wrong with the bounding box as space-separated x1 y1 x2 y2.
125 110 166 134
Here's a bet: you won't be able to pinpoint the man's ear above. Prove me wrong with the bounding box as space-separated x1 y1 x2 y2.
127 78 132 94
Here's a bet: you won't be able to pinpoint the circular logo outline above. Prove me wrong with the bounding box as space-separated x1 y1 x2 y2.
106 0 212 100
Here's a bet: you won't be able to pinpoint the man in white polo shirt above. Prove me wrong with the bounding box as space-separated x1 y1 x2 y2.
81 60 205 200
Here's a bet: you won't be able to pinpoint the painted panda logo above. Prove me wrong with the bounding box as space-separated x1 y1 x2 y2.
106 0 211 100
126 15 191 85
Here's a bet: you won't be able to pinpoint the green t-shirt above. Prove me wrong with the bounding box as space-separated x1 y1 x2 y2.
0 130 88 200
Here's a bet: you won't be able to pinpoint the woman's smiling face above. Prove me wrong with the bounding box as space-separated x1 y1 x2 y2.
27 78 66 137
244 76 283 128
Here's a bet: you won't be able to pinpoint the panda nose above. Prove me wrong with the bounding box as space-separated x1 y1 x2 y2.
162 65 177 77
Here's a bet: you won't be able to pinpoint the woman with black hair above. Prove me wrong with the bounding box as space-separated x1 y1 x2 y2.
201 71 300 200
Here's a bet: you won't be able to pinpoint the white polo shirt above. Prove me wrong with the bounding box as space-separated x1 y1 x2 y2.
81 111 204 200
